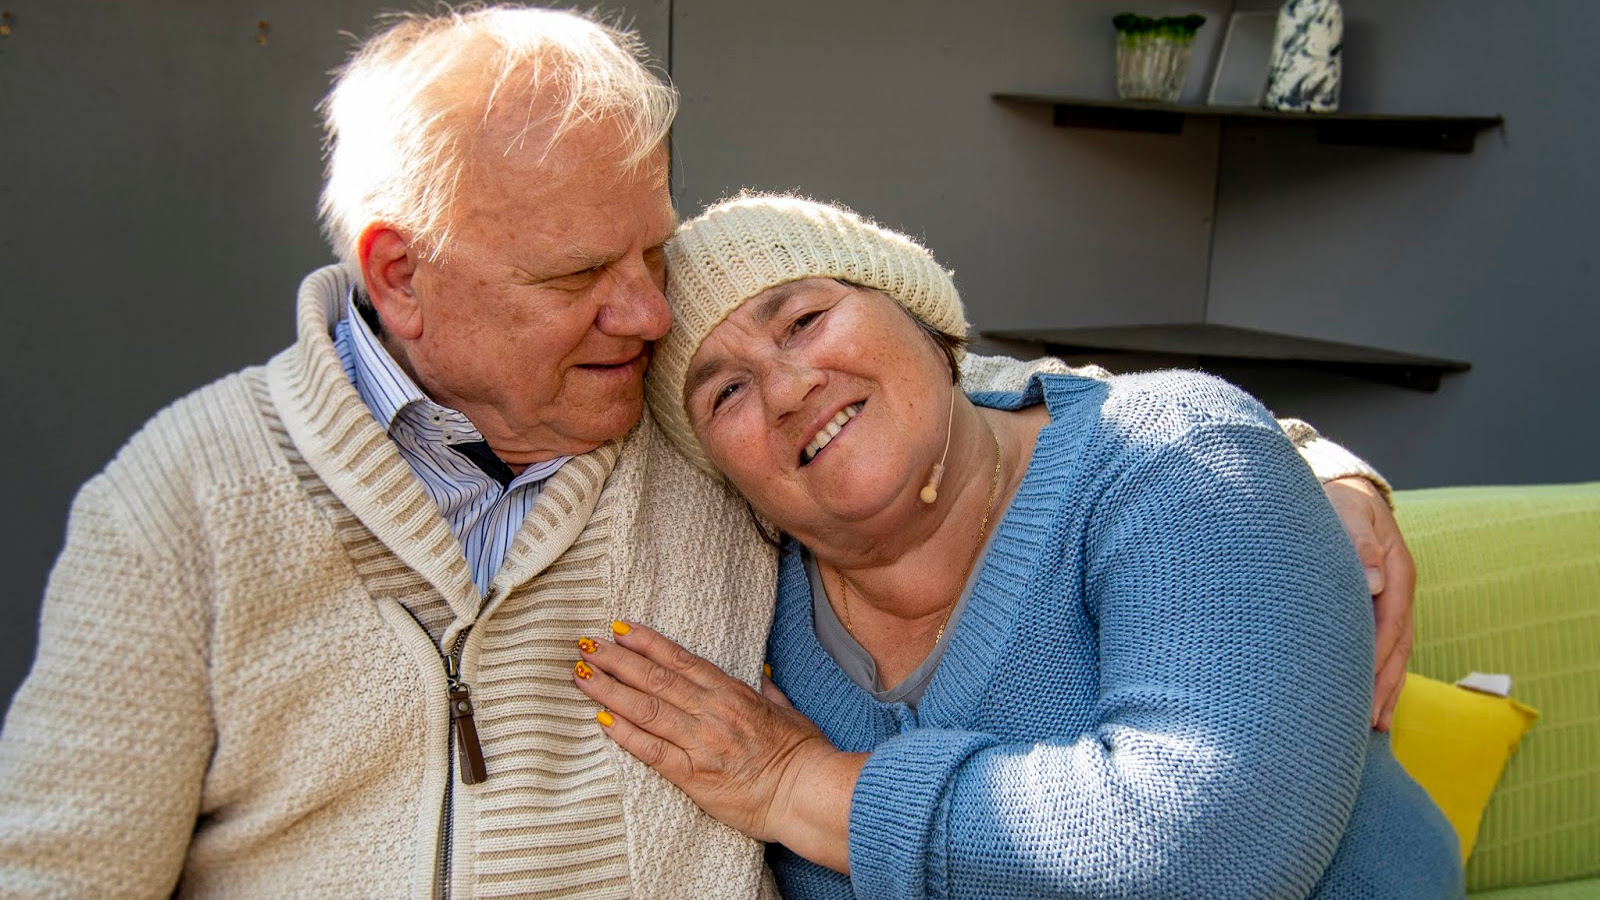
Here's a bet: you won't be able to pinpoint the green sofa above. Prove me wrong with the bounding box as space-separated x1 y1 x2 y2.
1393 483 1600 898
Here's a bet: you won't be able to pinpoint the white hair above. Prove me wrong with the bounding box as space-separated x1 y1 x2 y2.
317 4 677 277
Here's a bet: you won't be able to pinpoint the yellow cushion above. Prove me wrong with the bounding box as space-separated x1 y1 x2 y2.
1390 674 1539 861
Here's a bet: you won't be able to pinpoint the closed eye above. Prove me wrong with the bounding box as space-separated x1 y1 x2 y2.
545 265 603 291
789 310 822 336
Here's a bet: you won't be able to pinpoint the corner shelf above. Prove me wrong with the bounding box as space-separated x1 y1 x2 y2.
993 93 1504 153
983 323 1471 391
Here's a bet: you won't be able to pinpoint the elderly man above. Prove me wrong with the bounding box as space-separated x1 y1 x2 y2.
0 6 1412 899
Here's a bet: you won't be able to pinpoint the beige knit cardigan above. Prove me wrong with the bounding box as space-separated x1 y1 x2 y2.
0 267 780 899
0 268 1379 899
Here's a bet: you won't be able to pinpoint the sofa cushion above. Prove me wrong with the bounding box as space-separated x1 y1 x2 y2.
1390 673 1538 860
1467 875 1600 899
1395 483 1600 894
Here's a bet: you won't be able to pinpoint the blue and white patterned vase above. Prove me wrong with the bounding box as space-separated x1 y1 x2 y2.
1264 0 1342 112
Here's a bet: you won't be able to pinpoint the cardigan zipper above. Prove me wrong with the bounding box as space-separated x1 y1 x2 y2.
436 733 454 900
378 601 488 900
445 639 488 784
436 628 485 900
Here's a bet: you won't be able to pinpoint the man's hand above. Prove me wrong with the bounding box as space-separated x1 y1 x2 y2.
1323 477 1416 731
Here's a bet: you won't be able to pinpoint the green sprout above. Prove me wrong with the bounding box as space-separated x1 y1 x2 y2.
1113 13 1206 42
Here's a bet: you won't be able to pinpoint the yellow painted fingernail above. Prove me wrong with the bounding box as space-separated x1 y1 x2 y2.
596 710 615 727
611 620 632 636
578 637 599 654
574 661 593 680
763 663 773 679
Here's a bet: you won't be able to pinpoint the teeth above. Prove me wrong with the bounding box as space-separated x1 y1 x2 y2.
802 403 862 464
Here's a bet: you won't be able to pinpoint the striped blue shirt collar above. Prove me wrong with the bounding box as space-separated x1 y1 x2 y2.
336 291 565 476
333 289 569 595
337 291 470 438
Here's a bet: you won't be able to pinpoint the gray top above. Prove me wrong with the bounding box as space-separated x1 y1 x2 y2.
806 520 1003 709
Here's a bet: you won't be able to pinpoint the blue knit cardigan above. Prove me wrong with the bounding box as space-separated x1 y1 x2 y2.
766 372 1462 900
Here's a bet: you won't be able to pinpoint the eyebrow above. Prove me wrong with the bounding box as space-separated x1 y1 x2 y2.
682 355 726 412
750 282 810 326
545 214 680 278
681 278 837 405
682 286 798 403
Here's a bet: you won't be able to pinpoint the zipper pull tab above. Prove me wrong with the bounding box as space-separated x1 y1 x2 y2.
445 651 488 785
449 680 488 785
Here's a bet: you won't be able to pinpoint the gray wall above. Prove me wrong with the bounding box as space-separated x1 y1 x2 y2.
1202 1 1600 488
671 0 1598 491
0 0 666 708
671 0 1230 332
3 0 1595 707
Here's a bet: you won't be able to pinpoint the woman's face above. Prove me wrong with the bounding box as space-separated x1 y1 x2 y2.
683 277 953 543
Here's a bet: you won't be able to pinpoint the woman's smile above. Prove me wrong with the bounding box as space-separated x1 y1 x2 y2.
683 277 962 537
800 402 863 466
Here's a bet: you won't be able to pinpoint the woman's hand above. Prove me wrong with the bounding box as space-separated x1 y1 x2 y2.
1323 476 1417 731
573 622 864 873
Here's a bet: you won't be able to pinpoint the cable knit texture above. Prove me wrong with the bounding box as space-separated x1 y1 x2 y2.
767 371 1462 900
0 266 779 900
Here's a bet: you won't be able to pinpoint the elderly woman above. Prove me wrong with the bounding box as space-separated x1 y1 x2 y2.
573 195 1461 899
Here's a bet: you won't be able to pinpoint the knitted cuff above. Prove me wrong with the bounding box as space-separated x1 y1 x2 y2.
1279 418 1394 508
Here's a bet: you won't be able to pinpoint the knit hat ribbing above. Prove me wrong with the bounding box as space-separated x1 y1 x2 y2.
647 194 968 476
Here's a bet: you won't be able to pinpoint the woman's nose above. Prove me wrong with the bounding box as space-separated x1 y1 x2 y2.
761 358 824 419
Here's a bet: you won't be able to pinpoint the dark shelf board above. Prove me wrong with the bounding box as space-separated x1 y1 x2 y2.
992 93 1504 153
983 323 1471 391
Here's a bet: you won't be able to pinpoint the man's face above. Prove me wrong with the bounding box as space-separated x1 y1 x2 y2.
397 125 675 464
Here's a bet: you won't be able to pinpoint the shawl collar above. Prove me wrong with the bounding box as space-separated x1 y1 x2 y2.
268 266 478 619
266 266 624 625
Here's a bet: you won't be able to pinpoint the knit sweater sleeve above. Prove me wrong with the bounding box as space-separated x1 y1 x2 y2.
846 414 1376 899
0 469 213 897
958 351 1386 491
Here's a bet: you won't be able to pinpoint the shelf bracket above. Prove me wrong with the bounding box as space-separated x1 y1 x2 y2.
1052 103 1184 134
987 324 1471 393
1314 119 1487 153
996 93 1503 154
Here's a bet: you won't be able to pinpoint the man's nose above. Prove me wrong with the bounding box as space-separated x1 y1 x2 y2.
597 259 672 341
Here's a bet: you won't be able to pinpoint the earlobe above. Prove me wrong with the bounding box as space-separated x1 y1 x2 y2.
357 223 424 340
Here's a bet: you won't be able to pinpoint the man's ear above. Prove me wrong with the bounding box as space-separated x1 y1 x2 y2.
357 223 424 340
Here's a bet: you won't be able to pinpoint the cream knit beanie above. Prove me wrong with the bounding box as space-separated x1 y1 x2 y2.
648 194 968 476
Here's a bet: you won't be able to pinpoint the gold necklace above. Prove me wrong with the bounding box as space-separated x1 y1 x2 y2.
839 422 1003 647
